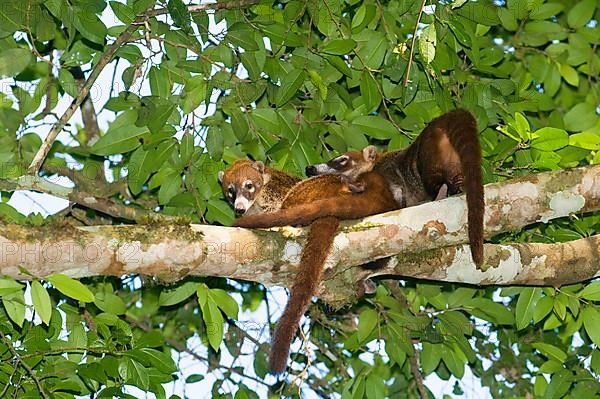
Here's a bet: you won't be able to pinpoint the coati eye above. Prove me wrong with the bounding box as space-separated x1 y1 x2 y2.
227 187 235 197
245 182 254 190
336 156 349 166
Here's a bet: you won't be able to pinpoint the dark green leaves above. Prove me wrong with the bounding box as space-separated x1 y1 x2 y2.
322 39 357 55
276 68 306 106
168 0 192 32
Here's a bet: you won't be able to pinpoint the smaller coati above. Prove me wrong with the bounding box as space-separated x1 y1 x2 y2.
218 160 300 215
221 147 397 374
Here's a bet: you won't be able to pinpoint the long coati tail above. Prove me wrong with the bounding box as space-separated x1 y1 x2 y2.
445 109 485 267
269 216 340 374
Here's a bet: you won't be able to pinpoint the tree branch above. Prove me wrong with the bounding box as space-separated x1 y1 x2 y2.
0 175 153 221
26 0 262 175
0 166 598 304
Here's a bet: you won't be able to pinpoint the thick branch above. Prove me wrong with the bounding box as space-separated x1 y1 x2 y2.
0 166 597 303
0 175 151 221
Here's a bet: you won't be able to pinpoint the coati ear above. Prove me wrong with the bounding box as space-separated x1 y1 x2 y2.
218 170 224 183
251 161 265 174
363 145 378 162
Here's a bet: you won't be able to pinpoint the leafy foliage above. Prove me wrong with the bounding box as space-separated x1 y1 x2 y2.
0 0 598 397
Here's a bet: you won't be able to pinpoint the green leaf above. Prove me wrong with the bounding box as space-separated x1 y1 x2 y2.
531 343 567 363
420 342 441 375
2 290 25 327
91 117 148 156
360 71 381 113
563 103 598 132
0 48 32 78
545 369 572 399
322 39 357 55
531 127 568 151
276 68 305 106
110 1 135 24
158 172 182 204
357 308 378 342
579 281 600 301
149 66 171 98
514 112 530 141
0 278 25 296
31 281 52 325
567 0 596 28
515 287 540 330
158 282 197 306
94 292 126 315
418 23 436 63
58 68 79 98
558 63 579 86
533 296 554 323
186 374 205 383
210 289 239 319
127 358 150 390
206 198 234 225
569 131 600 150
226 23 259 50
353 116 397 139
168 0 192 31
206 126 224 161
204 299 224 351
582 306 600 346
47 274 95 303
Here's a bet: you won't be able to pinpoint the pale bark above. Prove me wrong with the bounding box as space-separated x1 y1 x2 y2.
0 165 598 304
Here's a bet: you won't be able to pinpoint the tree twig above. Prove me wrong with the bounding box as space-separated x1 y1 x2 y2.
409 348 429 399
27 0 262 175
0 330 50 399
404 0 428 87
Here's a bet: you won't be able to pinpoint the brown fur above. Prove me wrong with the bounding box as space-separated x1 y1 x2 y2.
268 216 339 374
219 160 300 215
305 109 484 267
231 149 395 374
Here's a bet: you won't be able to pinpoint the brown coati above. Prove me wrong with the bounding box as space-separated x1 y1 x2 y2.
218 160 300 216
235 109 484 267
223 147 397 374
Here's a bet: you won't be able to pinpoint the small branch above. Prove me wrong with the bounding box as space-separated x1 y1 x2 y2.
0 175 152 221
409 348 429 399
0 331 50 399
27 23 140 175
27 0 263 175
404 0 428 87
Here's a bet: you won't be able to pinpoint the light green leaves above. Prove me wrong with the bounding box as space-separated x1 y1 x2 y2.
31 280 52 325
197 284 237 351
582 306 600 346
47 274 95 303
516 287 541 330
0 48 32 78
418 24 436 63
567 0 596 28
158 281 198 306
531 127 569 151
357 308 378 342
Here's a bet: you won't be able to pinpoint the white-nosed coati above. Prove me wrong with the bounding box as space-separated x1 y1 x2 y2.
234 109 484 267
221 147 396 374
218 160 300 216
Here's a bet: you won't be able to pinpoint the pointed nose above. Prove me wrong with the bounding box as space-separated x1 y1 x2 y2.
234 207 246 215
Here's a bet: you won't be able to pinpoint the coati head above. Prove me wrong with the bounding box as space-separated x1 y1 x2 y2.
218 160 267 215
305 145 378 181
